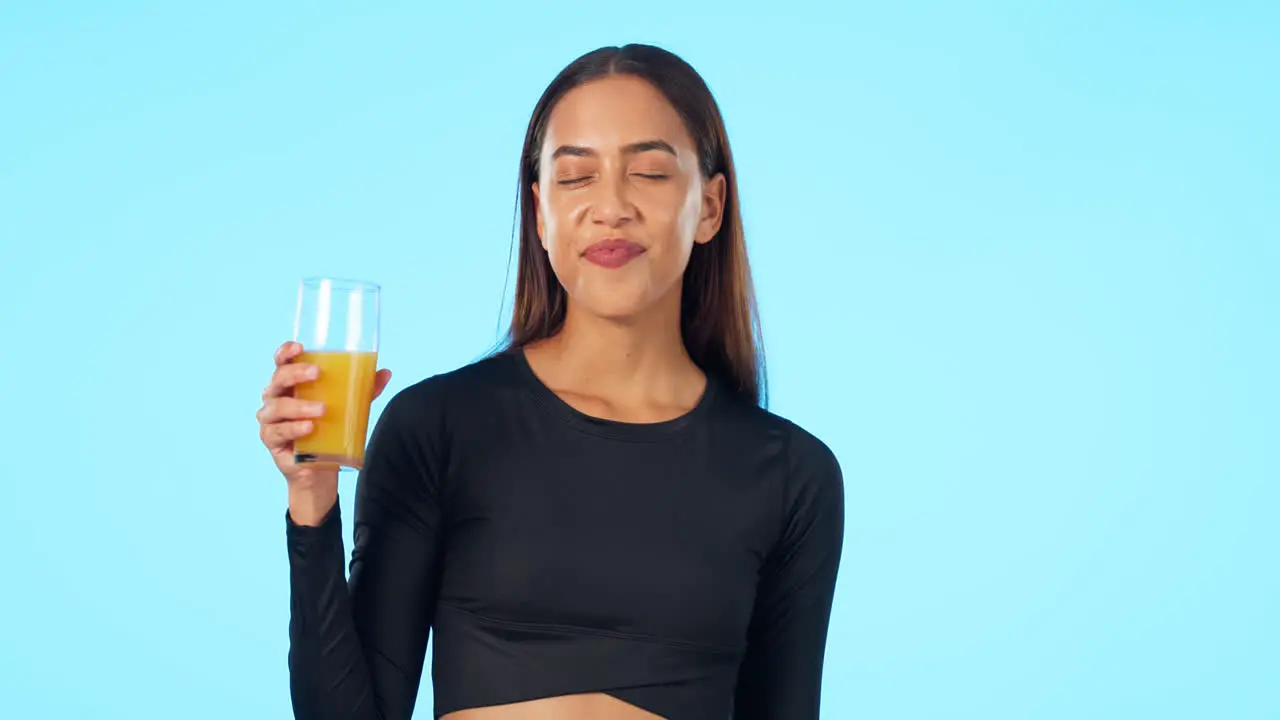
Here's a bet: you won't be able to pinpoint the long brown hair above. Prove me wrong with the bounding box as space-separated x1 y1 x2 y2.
501 44 766 407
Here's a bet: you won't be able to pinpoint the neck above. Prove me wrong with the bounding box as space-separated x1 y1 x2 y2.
526 295 704 407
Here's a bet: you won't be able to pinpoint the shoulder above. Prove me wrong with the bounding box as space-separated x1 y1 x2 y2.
715 394 844 511
716 392 842 478
360 352 522 483
374 351 520 432
385 351 518 409
743 406 845 558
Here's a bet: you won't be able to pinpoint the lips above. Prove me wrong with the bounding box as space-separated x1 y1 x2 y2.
582 238 645 269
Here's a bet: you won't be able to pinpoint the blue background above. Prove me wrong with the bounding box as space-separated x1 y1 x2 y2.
1 2 1276 718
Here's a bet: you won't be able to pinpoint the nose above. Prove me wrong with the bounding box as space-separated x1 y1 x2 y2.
589 171 635 228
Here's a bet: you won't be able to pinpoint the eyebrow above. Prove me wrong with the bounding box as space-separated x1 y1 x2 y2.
550 139 678 160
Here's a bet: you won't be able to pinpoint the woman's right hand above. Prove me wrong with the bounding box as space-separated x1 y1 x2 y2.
258 341 392 525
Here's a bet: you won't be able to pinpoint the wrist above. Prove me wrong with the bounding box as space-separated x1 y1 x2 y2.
288 485 338 527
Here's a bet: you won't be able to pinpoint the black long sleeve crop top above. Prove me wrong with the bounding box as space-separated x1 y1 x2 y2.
285 349 845 719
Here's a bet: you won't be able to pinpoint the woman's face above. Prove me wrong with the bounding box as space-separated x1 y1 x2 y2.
533 74 726 322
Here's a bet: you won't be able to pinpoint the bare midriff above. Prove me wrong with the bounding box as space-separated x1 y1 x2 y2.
442 692 667 720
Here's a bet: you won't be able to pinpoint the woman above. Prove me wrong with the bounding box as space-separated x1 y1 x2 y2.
257 44 844 720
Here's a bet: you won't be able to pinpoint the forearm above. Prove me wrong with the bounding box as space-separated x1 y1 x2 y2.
286 507 384 720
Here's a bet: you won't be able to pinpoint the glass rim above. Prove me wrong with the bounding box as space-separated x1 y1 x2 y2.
300 276 381 291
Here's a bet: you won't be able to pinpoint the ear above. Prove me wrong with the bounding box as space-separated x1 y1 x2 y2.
532 182 547 250
695 173 727 245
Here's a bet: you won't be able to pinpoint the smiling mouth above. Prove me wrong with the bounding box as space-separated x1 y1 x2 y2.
582 239 645 269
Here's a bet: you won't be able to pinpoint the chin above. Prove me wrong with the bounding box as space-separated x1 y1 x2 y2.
580 296 651 322
572 283 658 322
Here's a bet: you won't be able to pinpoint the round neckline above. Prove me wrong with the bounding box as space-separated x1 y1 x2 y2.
507 347 718 442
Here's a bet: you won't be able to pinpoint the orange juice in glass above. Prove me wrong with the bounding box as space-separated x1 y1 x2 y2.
291 277 380 470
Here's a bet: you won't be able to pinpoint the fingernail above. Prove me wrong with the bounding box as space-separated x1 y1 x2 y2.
309 402 325 415
307 365 320 378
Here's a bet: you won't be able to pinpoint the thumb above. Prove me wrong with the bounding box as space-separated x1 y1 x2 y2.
371 368 393 400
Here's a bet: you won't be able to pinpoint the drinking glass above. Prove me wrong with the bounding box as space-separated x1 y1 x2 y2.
291 277 380 470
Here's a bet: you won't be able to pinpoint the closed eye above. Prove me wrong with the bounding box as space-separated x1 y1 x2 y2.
556 173 668 187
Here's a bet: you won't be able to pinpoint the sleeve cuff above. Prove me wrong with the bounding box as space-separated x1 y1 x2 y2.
285 500 341 534
285 501 344 569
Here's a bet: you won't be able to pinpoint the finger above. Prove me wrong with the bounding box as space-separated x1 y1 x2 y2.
262 420 314 449
257 397 326 425
371 369 393 400
262 362 320 400
275 341 304 367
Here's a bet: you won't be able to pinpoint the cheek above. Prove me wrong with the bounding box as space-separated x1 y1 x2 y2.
677 193 702 240
539 197 573 253
647 186 704 254
540 208 578 282
544 234 574 278
636 182 697 235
